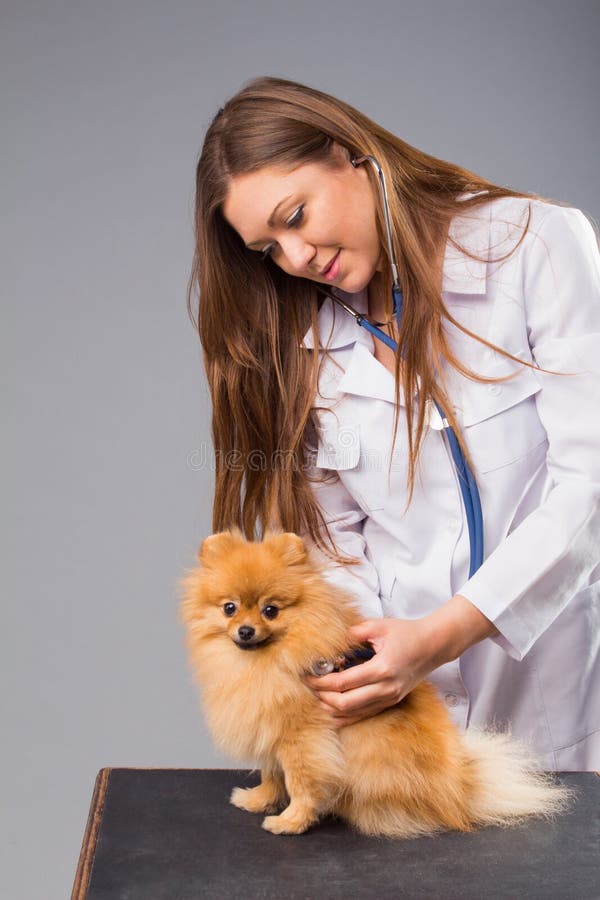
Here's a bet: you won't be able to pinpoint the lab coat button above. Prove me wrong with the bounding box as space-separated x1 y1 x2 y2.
444 692 459 707
488 384 502 396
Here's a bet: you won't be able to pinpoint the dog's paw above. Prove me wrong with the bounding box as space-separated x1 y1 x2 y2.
262 812 314 835
230 785 281 814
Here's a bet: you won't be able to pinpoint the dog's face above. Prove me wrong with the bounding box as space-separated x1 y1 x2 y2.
180 529 313 653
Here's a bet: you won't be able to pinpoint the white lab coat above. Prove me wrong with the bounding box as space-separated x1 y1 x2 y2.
302 195 600 770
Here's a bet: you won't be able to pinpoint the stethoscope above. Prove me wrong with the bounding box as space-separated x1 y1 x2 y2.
316 153 484 579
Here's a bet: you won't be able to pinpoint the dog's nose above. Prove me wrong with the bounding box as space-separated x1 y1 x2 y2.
237 625 255 641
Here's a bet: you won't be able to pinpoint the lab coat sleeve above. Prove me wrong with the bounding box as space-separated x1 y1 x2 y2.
457 205 600 660
303 463 385 620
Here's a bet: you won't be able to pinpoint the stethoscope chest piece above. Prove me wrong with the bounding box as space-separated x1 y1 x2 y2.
310 646 376 676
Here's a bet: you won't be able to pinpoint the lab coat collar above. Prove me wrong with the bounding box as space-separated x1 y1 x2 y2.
301 287 367 351
304 288 410 405
337 338 407 404
301 197 491 352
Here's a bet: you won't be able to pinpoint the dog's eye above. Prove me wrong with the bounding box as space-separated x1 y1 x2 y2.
262 605 279 620
223 601 237 617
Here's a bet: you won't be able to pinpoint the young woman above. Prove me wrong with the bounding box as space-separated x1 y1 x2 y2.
188 75 600 770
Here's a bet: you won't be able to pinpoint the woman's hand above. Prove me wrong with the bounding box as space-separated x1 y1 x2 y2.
304 596 498 728
304 617 441 728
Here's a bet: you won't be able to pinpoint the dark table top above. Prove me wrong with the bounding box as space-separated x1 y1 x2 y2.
73 768 600 900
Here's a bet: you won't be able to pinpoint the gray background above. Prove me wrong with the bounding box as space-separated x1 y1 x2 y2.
2 1 599 897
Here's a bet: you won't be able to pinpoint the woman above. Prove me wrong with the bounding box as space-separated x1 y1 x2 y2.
188 75 600 769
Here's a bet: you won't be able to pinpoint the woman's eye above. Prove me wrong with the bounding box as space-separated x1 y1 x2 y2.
259 205 304 260
287 205 304 227
223 602 237 617
262 605 279 620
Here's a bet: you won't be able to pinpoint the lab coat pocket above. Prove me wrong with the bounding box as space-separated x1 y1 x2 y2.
315 422 361 470
459 366 547 473
315 422 386 512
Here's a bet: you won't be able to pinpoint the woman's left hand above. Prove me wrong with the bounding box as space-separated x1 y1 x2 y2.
303 616 444 728
304 597 498 727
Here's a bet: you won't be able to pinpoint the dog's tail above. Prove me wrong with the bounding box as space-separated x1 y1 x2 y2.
462 728 574 827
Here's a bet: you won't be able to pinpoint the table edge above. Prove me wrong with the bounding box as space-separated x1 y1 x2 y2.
71 768 111 900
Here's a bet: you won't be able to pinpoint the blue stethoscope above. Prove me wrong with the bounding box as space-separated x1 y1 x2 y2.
317 153 484 578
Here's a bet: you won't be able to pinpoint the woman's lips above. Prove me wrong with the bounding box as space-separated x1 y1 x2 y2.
322 250 341 281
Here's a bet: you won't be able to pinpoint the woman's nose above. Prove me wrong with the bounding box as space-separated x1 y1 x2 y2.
278 234 316 274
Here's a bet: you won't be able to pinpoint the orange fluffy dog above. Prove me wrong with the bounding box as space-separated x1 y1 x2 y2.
179 529 571 837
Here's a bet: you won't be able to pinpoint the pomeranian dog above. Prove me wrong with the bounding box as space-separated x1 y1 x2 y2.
179 529 571 838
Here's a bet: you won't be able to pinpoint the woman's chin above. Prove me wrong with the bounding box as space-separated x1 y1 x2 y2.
339 275 374 296
329 266 373 296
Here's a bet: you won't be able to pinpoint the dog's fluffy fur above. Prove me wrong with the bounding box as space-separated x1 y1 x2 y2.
179 529 572 837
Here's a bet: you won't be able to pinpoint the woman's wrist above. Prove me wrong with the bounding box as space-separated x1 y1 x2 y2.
422 594 499 667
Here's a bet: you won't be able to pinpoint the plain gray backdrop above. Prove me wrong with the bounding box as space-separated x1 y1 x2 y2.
2 1 599 897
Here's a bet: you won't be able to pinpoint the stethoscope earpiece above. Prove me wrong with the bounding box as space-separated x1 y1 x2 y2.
350 153 400 288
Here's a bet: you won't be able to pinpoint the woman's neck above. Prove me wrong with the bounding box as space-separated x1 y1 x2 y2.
366 272 400 377
367 272 397 327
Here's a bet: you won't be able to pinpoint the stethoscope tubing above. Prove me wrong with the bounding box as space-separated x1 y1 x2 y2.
316 148 484 577
324 290 483 577
324 289 484 577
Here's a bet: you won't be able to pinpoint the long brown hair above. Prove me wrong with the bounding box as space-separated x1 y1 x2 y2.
188 75 574 560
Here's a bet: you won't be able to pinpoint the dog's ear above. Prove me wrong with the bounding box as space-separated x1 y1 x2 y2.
266 531 308 566
198 529 244 566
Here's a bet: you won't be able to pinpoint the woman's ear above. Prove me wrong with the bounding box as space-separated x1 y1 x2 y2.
329 139 353 168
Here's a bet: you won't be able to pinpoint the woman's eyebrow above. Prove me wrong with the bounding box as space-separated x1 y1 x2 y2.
245 195 293 248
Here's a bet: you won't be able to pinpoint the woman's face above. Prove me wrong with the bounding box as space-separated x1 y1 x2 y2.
222 141 383 293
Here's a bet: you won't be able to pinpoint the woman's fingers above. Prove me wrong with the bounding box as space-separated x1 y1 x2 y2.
304 618 429 723
314 677 401 714
319 694 401 728
304 657 381 693
346 620 386 647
